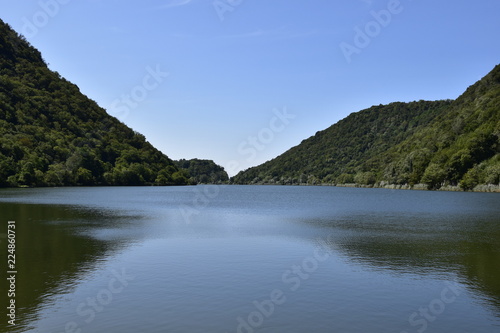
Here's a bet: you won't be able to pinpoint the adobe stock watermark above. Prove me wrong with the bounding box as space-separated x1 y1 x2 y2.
80 64 167 141
234 237 332 333
229 107 296 174
340 0 404 64
213 0 244 21
21 0 73 39
60 268 135 333
108 65 169 122
178 107 295 225
178 185 221 225
400 281 463 333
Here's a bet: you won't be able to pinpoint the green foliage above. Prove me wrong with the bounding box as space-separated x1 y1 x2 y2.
174 159 229 184
233 64 500 190
172 170 190 185
0 19 189 187
421 163 447 190
460 167 480 191
354 172 376 186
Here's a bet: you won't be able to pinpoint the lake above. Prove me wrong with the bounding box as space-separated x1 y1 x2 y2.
0 186 499 333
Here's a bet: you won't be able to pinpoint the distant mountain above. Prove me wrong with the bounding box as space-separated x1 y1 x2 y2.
175 159 229 184
232 65 500 191
0 19 191 187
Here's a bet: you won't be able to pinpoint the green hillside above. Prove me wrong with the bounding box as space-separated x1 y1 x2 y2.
232 65 500 191
0 19 190 187
175 159 229 184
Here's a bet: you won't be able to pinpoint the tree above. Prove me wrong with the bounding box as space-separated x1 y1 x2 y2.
421 163 446 189
460 168 479 191
172 170 190 185
76 167 93 185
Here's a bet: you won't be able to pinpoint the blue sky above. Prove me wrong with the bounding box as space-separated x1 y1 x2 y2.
1 0 499 176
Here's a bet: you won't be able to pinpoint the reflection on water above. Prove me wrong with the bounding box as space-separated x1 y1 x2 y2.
0 202 130 333
0 186 499 332
312 211 500 314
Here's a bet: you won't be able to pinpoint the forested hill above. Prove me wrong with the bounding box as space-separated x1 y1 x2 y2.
174 159 229 184
0 19 190 187
232 65 500 191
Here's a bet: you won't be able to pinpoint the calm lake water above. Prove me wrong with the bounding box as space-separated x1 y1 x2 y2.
0 186 499 333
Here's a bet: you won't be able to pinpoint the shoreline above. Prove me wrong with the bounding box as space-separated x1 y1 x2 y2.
1 183 499 193
335 183 500 193
228 182 500 193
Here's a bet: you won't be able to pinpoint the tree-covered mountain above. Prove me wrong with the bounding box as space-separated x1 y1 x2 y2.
232 65 500 191
0 19 192 187
174 159 229 184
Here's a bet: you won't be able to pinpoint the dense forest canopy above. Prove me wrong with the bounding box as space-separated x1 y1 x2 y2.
232 65 500 191
174 159 229 184
0 19 226 187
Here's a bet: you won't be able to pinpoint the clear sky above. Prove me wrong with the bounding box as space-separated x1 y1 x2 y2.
1 0 499 176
